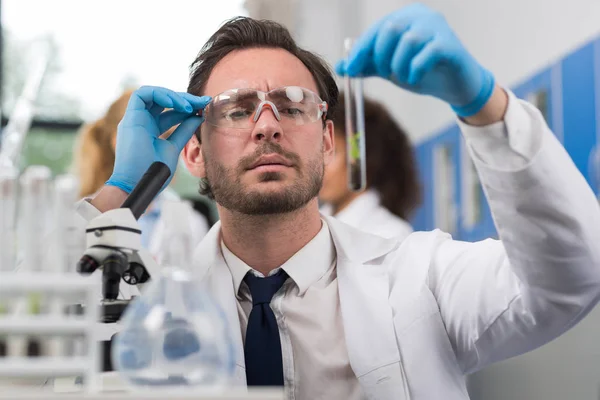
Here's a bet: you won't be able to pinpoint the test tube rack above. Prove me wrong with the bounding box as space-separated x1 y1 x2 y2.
0 271 101 393
0 271 285 399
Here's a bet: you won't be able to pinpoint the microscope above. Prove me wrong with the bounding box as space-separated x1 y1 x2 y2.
76 161 169 372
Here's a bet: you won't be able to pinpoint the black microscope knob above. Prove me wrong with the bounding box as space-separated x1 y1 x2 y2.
123 262 150 285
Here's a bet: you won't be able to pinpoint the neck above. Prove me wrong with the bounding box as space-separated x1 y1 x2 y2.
218 199 323 276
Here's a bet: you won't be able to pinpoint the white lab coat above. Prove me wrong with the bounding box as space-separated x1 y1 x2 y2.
75 92 600 399
185 93 600 399
320 189 413 240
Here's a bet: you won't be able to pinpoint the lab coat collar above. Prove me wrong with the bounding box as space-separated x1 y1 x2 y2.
194 213 400 275
191 220 223 282
191 222 247 386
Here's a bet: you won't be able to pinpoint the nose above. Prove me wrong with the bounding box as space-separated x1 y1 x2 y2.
251 103 283 142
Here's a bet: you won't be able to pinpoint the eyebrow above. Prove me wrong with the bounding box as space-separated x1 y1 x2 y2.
214 90 259 104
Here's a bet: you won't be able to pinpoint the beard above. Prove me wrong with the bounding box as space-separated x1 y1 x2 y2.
202 141 323 215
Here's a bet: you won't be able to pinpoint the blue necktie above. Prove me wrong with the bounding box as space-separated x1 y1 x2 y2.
243 269 289 386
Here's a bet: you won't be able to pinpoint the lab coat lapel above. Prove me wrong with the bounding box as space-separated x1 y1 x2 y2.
192 221 247 387
326 216 410 399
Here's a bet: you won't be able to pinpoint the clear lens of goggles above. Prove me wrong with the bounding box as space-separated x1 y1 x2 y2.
204 86 328 129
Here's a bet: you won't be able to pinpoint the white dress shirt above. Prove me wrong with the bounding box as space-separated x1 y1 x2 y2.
220 219 365 400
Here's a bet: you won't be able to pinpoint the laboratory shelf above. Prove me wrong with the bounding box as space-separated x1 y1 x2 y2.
0 317 90 334
0 387 284 399
0 357 89 376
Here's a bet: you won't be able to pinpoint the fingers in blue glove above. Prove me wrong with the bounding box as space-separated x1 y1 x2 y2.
345 15 389 77
156 95 211 147
374 21 408 78
345 3 432 77
335 60 346 76
391 30 432 84
128 86 194 114
120 110 159 135
157 110 203 134
178 93 212 112
408 40 444 85
336 57 378 78
167 116 204 152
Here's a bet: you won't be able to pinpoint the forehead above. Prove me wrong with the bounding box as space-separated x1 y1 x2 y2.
204 48 321 97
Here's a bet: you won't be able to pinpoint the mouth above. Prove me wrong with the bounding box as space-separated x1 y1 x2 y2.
247 154 293 170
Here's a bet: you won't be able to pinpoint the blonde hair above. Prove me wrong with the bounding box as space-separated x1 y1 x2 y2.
74 89 134 198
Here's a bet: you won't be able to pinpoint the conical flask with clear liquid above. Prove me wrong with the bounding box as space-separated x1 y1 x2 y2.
111 200 235 390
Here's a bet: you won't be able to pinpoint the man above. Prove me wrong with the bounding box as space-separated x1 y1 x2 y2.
79 4 600 400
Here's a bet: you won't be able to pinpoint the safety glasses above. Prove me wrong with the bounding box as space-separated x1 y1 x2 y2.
203 86 328 130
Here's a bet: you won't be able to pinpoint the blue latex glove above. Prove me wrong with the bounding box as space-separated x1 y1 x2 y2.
336 3 495 117
106 86 211 194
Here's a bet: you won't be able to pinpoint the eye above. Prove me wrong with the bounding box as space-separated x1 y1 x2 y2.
282 108 304 116
224 108 252 120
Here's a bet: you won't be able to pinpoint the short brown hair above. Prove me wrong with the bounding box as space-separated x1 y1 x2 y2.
187 17 338 113
332 94 422 220
187 16 339 198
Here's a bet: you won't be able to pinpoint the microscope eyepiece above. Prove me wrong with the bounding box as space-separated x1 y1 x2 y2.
76 254 100 275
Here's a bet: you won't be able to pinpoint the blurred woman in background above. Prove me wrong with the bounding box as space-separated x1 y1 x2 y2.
319 94 422 240
73 89 210 260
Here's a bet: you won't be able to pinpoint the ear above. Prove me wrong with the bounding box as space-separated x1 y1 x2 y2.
181 134 206 178
323 119 335 166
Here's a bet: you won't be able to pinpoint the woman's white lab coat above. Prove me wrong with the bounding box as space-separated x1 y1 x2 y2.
138 189 210 262
320 189 413 240
76 91 600 399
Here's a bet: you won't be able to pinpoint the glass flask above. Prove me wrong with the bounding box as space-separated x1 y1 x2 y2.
111 200 234 391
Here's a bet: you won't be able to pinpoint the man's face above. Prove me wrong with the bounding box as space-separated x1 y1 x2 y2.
190 48 334 215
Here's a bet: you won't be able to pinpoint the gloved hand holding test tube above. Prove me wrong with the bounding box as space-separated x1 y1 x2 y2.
343 38 367 192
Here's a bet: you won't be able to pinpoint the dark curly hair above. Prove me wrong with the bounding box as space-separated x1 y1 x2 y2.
332 94 422 220
186 17 339 199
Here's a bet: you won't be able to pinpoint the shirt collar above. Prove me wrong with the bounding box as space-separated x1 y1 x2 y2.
220 219 336 297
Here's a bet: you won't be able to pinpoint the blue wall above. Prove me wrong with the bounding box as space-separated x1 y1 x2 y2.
411 36 600 241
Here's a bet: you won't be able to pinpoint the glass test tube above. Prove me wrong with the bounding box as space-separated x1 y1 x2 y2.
343 38 367 192
53 174 81 273
20 166 53 356
52 174 81 357
0 167 18 357
0 167 18 272
20 166 52 273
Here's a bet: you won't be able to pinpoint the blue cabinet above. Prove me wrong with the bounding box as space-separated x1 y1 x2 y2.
412 35 600 239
